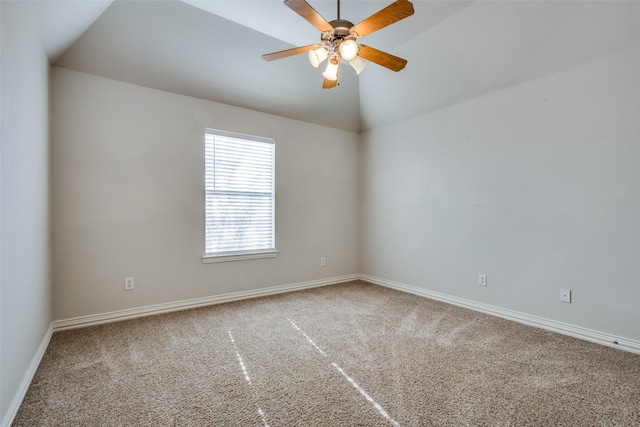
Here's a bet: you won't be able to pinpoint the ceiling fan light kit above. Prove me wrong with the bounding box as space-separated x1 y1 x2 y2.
338 39 358 61
348 56 367 75
262 0 414 89
308 46 329 68
322 55 341 81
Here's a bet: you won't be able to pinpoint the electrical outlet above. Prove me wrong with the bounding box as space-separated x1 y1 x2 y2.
124 277 135 291
320 257 326 267
560 288 571 303
479 274 487 287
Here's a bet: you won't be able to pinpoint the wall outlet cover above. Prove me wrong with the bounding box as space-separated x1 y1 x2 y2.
479 274 487 286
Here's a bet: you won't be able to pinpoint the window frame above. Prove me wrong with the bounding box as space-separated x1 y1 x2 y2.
202 128 277 264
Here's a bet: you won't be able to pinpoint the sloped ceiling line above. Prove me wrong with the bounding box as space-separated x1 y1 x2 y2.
32 0 640 132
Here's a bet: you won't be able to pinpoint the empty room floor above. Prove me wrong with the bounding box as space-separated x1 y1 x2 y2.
14 281 640 426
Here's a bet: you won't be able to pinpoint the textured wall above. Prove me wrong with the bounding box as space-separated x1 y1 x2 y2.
51 67 359 320
360 46 640 342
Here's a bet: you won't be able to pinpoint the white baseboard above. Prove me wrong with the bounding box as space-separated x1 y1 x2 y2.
53 274 360 332
361 274 640 355
52 273 640 354
5 273 638 427
1 324 53 427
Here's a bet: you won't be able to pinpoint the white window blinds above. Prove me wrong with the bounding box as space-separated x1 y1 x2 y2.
205 129 275 257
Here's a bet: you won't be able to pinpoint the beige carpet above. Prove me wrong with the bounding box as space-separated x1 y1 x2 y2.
13 281 640 426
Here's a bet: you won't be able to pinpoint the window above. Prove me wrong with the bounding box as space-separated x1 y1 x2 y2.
203 129 276 263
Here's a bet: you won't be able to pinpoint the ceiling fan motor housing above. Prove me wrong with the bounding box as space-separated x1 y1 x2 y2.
322 19 355 43
331 19 354 36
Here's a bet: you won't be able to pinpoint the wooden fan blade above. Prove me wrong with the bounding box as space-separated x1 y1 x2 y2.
322 78 338 89
262 44 318 61
351 0 414 38
284 0 333 33
358 45 407 72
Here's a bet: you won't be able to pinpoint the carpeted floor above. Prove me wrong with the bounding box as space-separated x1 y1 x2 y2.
13 281 640 426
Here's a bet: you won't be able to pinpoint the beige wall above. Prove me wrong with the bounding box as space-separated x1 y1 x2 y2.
360 45 640 342
0 1 52 421
51 67 359 320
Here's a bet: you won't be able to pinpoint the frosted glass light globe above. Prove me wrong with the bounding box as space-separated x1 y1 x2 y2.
339 40 358 61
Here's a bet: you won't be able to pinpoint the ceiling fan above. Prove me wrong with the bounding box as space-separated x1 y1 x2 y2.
262 0 415 89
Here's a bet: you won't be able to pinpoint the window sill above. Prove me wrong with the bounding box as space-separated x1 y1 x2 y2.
202 249 279 264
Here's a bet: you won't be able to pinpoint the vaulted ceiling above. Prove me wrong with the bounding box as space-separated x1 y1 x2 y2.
32 0 640 132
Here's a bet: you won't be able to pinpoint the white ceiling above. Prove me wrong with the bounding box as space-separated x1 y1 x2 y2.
181 1 472 53
32 0 113 63
31 0 640 132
